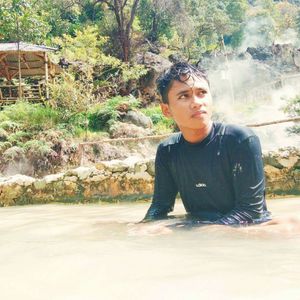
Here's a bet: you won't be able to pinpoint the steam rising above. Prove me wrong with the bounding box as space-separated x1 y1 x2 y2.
210 56 300 150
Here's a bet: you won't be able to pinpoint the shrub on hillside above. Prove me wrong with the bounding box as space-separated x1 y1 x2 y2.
88 95 140 131
0 101 61 132
141 106 175 134
284 95 300 135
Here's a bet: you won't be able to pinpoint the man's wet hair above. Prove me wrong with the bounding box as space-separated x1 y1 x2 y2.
157 62 209 104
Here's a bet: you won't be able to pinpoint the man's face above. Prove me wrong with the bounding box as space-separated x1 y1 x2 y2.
161 75 213 131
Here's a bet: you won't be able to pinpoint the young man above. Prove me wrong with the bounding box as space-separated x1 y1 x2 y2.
143 62 271 225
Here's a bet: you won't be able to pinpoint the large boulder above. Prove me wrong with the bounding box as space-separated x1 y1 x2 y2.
263 148 300 169
246 46 273 61
293 48 300 68
122 110 153 129
136 52 172 102
109 122 153 139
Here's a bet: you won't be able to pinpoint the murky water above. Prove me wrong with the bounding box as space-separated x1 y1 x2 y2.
0 198 300 300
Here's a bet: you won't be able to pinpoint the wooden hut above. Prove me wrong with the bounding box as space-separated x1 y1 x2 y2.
0 42 62 105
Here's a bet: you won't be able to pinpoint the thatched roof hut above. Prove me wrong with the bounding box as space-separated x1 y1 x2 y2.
0 42 62 104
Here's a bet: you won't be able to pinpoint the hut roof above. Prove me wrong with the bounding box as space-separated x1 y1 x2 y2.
0 42 57 52
0 42 62 80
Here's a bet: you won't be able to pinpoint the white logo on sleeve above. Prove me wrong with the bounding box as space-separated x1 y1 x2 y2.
195 182 207 188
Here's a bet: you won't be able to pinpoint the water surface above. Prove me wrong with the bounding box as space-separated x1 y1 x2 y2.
0 198 299 300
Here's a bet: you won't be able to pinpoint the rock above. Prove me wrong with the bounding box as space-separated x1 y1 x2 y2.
44 173 64 184
2 146 25 162
264 165 282 180
272 43 294 65
86 174 107 182
122 110 153 129
0 175 34 206
293 48 300 68
4 174 35 186
109 122 152 139
134 161 147 173
66 166 97 180
246 46 273 61
146 159 155 176
136 51 172 73
34 179 47 190
264 148 300 169
277 155 299 169
63 176 78 182
95 162 106 171
125 171 153 181
136 52 172 102
0 147 299 206
101 160 129 173
123 156 142 167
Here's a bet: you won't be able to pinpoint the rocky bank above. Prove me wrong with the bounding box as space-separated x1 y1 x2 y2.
0 148 299 206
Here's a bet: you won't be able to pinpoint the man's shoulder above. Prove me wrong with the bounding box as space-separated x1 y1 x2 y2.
158 132 182 150
219 122 257 144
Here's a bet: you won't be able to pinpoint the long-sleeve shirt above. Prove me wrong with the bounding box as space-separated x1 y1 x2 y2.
144 122 271 225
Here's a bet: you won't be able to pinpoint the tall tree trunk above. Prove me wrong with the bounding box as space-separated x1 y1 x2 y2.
98 0 140 62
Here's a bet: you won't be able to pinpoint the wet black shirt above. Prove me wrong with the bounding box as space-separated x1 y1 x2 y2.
144 122 270 225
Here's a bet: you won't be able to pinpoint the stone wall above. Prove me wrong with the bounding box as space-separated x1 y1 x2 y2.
0 149 299 206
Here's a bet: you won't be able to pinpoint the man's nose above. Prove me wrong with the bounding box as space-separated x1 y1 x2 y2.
190 94 204 108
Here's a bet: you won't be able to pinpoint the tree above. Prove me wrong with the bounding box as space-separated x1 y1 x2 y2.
137 0 179 42
94 0 141 62
0 0 50 43
284 95 300 135
274 1 299 37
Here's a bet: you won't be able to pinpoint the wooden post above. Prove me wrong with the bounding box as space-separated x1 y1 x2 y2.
17 18 22 99
44 52 49 99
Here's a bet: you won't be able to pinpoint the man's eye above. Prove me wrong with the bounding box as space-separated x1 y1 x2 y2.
197 90 207 97
179 94 189 99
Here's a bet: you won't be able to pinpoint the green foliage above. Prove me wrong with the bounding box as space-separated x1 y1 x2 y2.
137 0 174 42
23 140 53 157
49 72 96 118
0 101 60 131
141 105 175 134
284 95 300 135
0 128 8 142
0 0 50 43
0 120 20 132
88 95 140 131
51 26 146 104
7 131 32 145
1 146 25 162
0 141 12 154
52 26 117 66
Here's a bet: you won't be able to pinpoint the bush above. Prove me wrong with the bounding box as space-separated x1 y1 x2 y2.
0 101 61 131
284 95 300 135
0 121 21 132
49 72 96 118
51 26 147 103
23 140 54 157
2 146 25 163
7 131 32 145
0 141 12 155
141 105 175 134
88 95 140 131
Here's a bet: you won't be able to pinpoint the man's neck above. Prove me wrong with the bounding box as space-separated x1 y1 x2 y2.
180 121 213 144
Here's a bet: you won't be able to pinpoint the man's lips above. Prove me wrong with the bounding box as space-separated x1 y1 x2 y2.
191 110 207 118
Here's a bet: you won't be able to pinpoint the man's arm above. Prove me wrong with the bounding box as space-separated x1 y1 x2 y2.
143 144 178 222
216 135 269 225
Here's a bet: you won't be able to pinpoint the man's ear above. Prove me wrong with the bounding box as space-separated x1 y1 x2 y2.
160 103 172 118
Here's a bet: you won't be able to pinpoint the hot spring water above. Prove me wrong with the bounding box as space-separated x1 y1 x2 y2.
0 198 299 300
